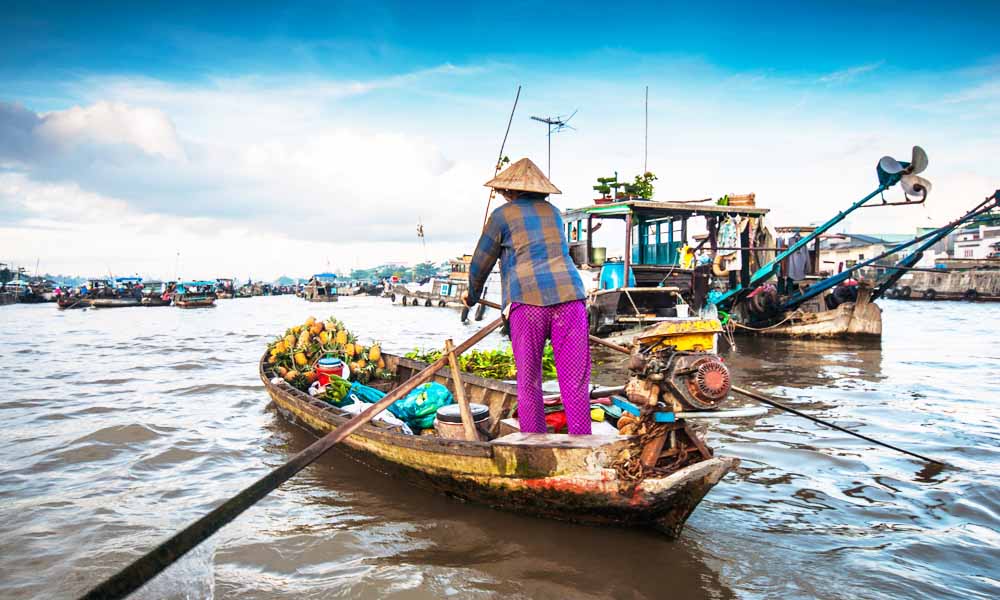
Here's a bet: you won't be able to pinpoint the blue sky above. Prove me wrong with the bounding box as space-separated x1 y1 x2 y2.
5 1 997 79
1 1 998 278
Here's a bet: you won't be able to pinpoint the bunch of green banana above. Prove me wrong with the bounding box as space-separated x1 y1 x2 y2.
323 375 352 405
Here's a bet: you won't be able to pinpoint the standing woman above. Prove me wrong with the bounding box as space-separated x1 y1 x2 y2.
462 158 592 435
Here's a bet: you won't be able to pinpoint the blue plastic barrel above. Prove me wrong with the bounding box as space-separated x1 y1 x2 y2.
599 262 636 289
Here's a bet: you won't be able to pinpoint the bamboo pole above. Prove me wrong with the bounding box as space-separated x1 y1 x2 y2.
445 338 478 441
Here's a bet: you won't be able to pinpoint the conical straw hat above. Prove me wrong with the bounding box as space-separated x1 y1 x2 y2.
484 158 561 195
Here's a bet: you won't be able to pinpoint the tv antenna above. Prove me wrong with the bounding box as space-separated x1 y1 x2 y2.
417 217 428 261
644 86 649 173
530 110 577 178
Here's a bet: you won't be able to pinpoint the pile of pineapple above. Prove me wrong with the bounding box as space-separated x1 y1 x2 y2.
266 316 391 391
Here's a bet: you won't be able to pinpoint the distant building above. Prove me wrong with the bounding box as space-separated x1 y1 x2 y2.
953 222 1000 259
819 233 913 272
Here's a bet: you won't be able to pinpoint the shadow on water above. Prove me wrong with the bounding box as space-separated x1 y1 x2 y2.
722 335 886 389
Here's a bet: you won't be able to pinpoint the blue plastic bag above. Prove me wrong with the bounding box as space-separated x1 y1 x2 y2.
347 381 386 404
348 381 453 430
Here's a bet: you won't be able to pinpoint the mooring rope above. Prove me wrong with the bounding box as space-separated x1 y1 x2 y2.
730 310 806 332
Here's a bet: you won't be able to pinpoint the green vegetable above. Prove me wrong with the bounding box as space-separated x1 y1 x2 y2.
323 375 352 406
404 343 557 380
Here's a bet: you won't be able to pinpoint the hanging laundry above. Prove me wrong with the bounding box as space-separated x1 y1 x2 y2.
715 216 741 272
786 233 810 281
727 217 742 272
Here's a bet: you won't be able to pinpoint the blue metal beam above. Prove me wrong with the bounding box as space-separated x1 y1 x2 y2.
714 184 888 309
783 191 1000 308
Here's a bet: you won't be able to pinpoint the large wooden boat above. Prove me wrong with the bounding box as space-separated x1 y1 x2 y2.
387 256 479 309
886 258 1000 302
260 350 737 538
563 198 770 337
733 282 882 338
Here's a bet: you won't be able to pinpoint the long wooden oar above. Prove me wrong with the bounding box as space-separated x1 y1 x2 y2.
582 310 943 465
730 386 946 466
80 316 504 600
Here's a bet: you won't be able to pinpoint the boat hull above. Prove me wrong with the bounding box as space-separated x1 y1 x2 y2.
88 298 143 308
141 297 173 307
388 285 466 308
175 298 216 308
261 353 735 537
748 301 880 338
56 297 88 309
738 285 882 338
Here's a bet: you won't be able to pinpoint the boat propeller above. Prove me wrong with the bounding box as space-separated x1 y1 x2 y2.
875 145 932 203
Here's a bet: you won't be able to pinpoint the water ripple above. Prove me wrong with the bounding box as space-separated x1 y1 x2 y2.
0 297 996 600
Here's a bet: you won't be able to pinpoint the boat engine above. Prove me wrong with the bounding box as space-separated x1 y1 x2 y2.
627 349 730 412
614 318 730 477
625 319 730 413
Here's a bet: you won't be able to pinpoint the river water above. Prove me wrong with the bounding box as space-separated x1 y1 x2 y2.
0 296 996 599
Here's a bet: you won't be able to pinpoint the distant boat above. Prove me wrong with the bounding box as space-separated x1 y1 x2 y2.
141 281 175 307
302 273 339 302
87 277 144 309
215 278 236 299
173 281 217 308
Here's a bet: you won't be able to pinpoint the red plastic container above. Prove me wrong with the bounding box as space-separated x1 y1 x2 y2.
316 357 345 386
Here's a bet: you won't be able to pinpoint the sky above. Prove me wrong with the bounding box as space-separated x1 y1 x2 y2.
1 1 998 280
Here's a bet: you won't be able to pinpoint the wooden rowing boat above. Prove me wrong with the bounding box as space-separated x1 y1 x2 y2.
56 296 88 309
260 351 736 538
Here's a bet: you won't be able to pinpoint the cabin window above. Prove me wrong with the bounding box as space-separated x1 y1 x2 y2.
567 220 586 243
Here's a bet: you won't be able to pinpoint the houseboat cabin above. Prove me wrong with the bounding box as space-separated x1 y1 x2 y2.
563 198 769 336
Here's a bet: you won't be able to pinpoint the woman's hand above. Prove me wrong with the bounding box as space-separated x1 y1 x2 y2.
461 292 473 307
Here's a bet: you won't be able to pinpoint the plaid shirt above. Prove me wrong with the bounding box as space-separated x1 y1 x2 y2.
467 198 586 307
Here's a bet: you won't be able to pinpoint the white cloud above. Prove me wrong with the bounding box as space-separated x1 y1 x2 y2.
35 101 185 160
817 62 883 85
1 56 997 279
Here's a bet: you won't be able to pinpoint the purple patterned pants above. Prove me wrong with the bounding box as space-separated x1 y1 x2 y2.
509 300 592 435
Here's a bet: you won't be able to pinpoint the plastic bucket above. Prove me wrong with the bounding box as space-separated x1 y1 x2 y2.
434 403 490 440
599 262 636 290
316 357 345 386
590 247 607 266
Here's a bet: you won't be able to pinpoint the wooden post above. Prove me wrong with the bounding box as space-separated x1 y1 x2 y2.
640 429 670 468
444 339 478 441
623 211 632 287
586 215 593 264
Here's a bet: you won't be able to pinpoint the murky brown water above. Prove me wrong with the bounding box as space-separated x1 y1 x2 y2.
1 296 997 599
